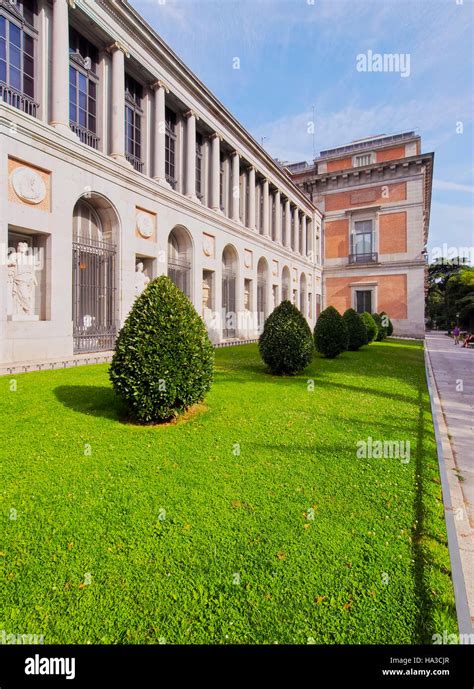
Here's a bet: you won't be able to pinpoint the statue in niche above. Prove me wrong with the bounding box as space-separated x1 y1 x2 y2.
7 242 38 318
135 261 150 296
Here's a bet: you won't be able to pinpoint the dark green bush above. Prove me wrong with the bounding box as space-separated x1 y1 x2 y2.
360 311 378 343
314 306 349 358
109 275 214 423
259 300 314 374
342 308 369 350
373 313 388 341
380 311 394 336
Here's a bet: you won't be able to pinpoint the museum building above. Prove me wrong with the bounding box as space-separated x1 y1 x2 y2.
0 0 322 366
287 131 433 338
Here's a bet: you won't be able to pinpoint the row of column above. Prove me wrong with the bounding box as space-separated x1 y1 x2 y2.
50 0 313 254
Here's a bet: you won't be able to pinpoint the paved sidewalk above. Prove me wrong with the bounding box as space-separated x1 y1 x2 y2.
425 331 474 629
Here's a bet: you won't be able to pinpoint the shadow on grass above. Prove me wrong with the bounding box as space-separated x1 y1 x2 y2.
54 385 123 420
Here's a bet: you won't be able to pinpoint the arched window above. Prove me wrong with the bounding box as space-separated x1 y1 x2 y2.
168 228 191 298
73 200 103 242
72 196 117 353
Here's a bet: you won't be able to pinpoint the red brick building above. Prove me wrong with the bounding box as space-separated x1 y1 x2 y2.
287 132 433 337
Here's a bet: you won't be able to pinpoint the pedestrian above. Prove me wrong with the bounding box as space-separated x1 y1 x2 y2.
453 325 460 345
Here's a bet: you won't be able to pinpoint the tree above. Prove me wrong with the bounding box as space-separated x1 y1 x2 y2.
109 275 214 424
379 311 394 336
259 300 314 374
342 308 369 350
360 311 378 343
314 306 349 358
426 257 469 329
373 313 388 341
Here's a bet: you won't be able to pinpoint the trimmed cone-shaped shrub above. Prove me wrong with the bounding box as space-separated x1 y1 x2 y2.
360 311 378 343
109 275 214 424
314 305 349 358
373 313 388 341
380 311 394 336
342 308 369 350
259 300 314 375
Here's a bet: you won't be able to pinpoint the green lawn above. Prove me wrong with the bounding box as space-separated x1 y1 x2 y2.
0 340 457 644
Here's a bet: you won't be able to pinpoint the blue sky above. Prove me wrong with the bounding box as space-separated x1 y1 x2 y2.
132 0 474 258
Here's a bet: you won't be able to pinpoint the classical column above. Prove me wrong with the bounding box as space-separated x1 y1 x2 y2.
301 215 307 257
210 133 221 211
109 42 128 162
262 179 270 236
284 199 291 248
274 190 281 243
247 166 256 230
293 206 299 253
184 110 198 198
151 80 169 184
231 151 240 222
51 0 73 134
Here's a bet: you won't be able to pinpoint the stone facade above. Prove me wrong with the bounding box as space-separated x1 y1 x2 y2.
0 0 322 366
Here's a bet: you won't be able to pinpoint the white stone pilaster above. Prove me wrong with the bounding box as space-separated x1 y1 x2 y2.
184 110 198 199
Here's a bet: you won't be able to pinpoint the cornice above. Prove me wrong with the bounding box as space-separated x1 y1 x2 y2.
305 153 434 189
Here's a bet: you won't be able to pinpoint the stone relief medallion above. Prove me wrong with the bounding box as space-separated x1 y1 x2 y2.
11 167 46 205
136 211 154 239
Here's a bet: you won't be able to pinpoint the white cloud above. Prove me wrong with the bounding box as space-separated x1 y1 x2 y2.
433 180 474 194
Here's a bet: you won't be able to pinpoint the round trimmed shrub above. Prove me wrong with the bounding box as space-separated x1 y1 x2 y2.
259 300 314 375
314 305 349 358
380 311 394 336
109 275 214 424
373 313 388 341
360 311 378 343
342 308 369 350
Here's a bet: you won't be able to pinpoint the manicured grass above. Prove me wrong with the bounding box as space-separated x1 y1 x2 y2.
0 340 457 643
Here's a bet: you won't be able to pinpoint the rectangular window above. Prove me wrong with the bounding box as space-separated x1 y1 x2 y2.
0 6 37 115
68 29 99 148
165 107 177 188
352 219 373 255
354 153 373 167
356 290 372 314
125 74 143 171
195 132 203 200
